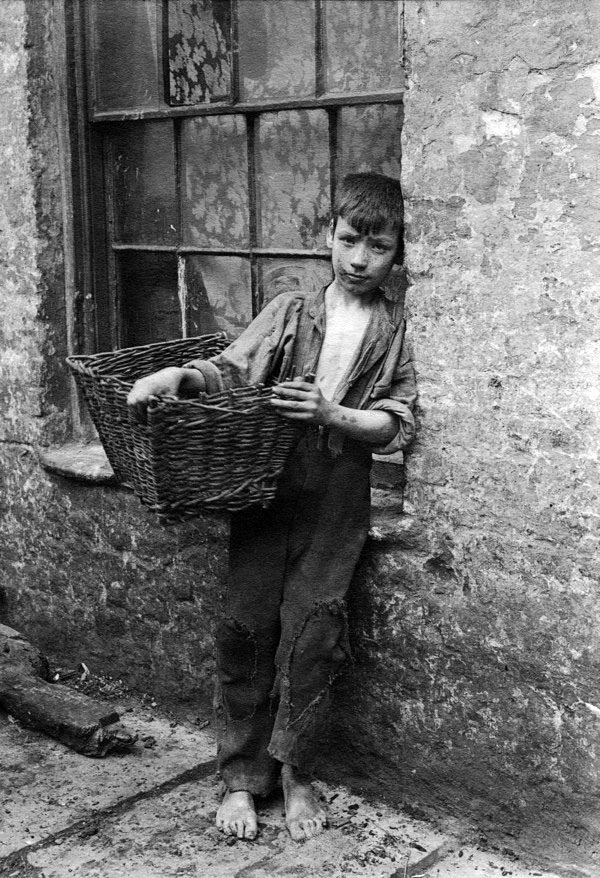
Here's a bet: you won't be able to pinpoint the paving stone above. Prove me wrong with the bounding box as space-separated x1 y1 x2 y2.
0 708 565 878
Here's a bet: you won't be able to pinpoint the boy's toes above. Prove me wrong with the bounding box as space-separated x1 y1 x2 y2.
216 790 258 841
287 820 305 842
287 815 327 842
244 822 258 840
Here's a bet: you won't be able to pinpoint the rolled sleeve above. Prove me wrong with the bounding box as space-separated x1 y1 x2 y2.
368 398 416 454
367 340 417 454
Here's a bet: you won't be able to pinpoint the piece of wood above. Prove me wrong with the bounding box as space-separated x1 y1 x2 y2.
0 626 136 757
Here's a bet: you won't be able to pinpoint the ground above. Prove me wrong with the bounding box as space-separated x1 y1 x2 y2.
0 677 573 878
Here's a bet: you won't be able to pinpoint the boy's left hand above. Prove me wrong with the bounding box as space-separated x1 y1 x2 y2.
271 378 332 425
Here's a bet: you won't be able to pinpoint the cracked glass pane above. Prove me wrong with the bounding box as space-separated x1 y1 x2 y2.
185 256 252 339
338 103 402 179
238 0 316 101
110 121 178 245
91 0 162 112
324 1 402 94
256 110 330 249
258 258 332 308
182 115 249 247
167 0 232 106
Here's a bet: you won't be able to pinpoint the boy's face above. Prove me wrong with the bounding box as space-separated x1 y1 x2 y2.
326 217 400 298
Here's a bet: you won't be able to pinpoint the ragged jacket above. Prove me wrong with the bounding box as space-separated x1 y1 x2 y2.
188 286 417 456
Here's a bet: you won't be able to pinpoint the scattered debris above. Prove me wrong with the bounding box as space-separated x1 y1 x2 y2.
0 624 137 757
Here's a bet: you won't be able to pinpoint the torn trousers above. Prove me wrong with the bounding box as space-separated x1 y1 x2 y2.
215 428 371 796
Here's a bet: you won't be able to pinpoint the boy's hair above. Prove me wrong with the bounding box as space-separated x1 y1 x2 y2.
333 172 403 239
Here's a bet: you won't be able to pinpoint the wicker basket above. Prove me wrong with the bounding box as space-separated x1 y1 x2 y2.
66 333 301 515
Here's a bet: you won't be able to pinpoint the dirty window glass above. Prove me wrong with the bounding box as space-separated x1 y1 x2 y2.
90 0 162 112
109 122 178 245
185 256 252 339
258 258 332 307
167 0 232 105
256 110 330 249
119 253 180 347
324 1 402 94
238 0 316 101
182 115 249 247
338 104 403 179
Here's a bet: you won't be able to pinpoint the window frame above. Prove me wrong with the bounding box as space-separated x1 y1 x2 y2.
66 0 404 356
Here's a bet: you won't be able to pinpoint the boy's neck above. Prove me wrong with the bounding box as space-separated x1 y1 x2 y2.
326 279 378 309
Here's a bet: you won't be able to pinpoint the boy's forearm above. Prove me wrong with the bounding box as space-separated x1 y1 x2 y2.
323 403 397 445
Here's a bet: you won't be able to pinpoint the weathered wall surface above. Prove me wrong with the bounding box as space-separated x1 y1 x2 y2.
0 2 50 445
0 0 227 710
328 0 600 835
3 453 227 710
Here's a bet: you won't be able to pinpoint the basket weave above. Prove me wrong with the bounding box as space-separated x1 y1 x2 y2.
66 333 300 515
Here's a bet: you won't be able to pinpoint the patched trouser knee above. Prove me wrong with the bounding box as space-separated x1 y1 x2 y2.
285 602 349 720
269 602 350 769
216 617 280 721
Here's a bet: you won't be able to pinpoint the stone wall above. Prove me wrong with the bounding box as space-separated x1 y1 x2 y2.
2 0 600 840
328 0 600 830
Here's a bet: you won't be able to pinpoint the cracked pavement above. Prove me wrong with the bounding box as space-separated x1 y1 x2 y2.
0 708 567 878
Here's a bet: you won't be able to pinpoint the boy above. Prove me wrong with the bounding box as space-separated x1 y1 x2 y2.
128 173 417 842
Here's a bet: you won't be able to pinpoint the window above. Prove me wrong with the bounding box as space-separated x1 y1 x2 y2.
68 0 404 354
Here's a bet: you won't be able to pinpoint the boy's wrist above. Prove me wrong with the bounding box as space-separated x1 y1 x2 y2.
319 400 339 429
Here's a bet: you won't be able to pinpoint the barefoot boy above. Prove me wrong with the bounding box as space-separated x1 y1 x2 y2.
128 173 416 841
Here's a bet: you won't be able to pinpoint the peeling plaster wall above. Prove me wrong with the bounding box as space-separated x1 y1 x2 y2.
327 0 600 823
0 3 48 444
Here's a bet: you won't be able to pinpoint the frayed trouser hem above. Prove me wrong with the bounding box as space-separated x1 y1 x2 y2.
220 763 281 798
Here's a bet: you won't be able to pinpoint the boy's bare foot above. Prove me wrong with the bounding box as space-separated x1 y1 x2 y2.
216 790 258 840
281 763 328 841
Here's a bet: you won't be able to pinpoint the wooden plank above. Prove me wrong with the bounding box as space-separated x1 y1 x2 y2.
112 244 332 258
0 625 136 757
91 90 403 124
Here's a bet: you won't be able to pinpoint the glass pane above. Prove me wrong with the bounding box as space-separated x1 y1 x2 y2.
119 253 180 347
338 104 402 179
324 1 402 94
257 110 330 249
238 0 316 101
258 258 332 307
110 122 178 245
167 0 232 106
91 0 161 113
182 116 249 247
185 256 252 339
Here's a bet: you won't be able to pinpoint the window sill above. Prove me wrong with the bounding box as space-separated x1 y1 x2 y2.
38 443 413 545
38 441 117 485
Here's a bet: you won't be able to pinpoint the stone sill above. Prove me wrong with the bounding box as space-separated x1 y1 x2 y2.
38 442 413 544
38 441 117 485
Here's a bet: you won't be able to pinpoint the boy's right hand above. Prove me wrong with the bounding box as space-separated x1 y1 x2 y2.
127 366 190 424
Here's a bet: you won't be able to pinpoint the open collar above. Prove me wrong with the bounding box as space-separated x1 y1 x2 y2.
305 286 399 404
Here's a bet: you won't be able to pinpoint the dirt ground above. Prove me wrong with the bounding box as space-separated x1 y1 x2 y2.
0 674 581 878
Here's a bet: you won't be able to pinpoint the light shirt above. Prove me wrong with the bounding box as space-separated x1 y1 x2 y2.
315 291 373 401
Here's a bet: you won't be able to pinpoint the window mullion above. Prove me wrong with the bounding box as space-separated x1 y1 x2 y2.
315 0 324 98
231 0 240 104
102 132 120 349
174 116 185 335
246 112 260 316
